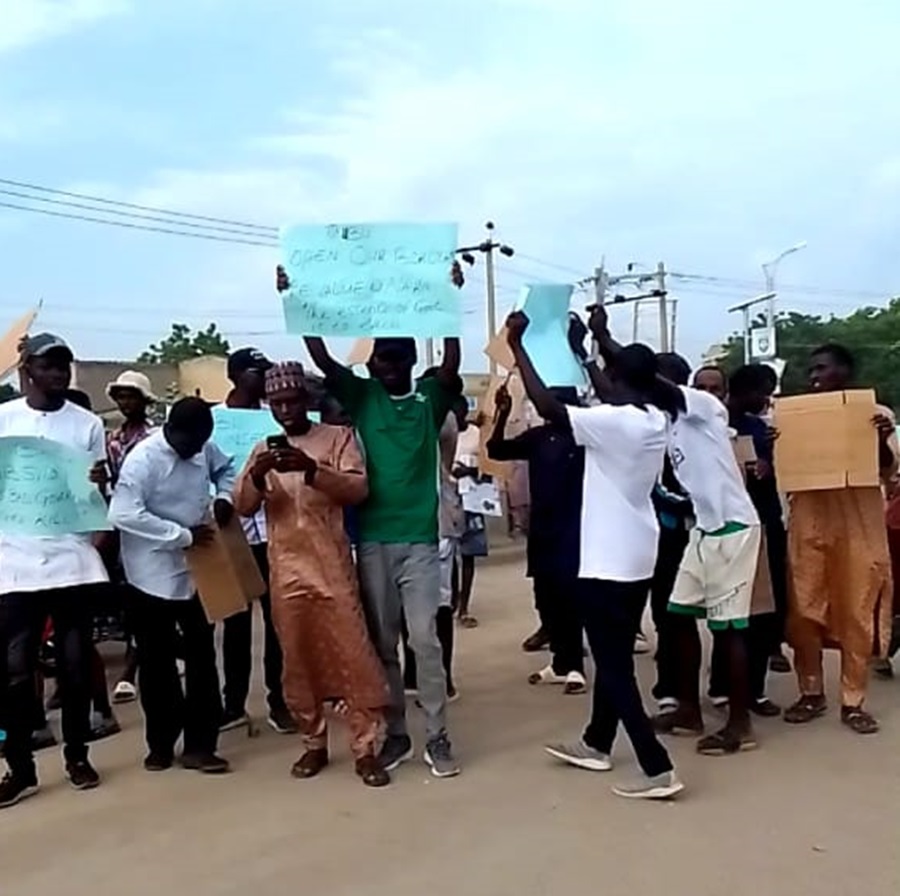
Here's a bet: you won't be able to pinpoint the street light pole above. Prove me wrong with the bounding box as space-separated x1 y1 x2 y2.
456 221 515 376
761 241 806 358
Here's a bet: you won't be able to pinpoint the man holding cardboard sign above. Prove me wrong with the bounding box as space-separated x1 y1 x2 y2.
109 398 236 774
778 344 897 735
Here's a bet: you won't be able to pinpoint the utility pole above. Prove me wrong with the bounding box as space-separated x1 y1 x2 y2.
457 221 515 375
590 263 607 362
592 261 671 351
656 262 669 353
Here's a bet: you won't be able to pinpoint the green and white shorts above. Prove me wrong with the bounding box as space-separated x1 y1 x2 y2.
668 523 761 630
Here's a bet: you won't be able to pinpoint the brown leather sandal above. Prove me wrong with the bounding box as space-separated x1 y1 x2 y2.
355 756 390 788
783 695 826 724
841 706 879 735
290 749 329 779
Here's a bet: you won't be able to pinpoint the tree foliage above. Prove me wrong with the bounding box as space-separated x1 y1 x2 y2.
138 323 230 365
719 299 900 408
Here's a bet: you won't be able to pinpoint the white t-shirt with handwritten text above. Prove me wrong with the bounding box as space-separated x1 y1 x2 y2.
0 398 109 594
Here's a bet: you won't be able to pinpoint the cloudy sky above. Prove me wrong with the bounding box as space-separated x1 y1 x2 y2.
1 0 899 369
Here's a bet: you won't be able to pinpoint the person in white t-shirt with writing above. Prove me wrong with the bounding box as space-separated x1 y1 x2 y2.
0 333 109 809
506 309 685 801
591 317 761 756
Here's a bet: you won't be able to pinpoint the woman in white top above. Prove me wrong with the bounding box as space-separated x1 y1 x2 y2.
505 309 684 801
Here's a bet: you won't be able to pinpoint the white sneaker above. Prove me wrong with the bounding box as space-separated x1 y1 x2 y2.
545 740 612 772
613 770 684 800
528 664 567 686
113 681 137 704
563 672 587 695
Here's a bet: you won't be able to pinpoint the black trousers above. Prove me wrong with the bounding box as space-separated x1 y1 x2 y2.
649 525 690 702
533 575 584 676
0 586 94 779
130 590 221 759
579 578 673 778
709 613 772 701
221 544 285 715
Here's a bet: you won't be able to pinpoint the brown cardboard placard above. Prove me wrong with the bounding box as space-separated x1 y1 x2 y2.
774 389 878 492
186 515 266 622
0 308 37 380
484 326 516 372
750 528 775 616
478 373 527 480
733 435 757 471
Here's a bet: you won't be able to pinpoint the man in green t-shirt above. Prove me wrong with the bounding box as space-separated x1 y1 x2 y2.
279 261 465 778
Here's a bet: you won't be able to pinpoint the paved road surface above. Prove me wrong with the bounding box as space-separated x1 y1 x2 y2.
3 551 898 895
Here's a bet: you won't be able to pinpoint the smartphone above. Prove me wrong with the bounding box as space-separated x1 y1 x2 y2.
267 435 289 450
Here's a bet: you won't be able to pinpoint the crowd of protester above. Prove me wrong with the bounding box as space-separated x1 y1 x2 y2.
1 265 898 809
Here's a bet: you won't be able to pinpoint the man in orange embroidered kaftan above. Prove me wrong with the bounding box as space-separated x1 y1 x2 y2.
233 362 391 787
784 344 898 735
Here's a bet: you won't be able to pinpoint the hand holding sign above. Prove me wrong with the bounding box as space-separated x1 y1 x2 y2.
513 285 585 388
279 223 461 338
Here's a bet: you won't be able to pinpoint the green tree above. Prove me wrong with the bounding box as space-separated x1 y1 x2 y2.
720 298 900 407
138 323 230 365
0 383 17 403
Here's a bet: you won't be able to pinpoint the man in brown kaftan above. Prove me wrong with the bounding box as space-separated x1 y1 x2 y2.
784 344 898 735
233 362 391 787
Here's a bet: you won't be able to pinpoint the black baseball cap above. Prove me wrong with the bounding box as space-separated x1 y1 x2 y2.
21 332 73 362
227 347 272 383
372 338 417 362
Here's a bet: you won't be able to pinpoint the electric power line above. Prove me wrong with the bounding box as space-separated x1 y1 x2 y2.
0 201 278 248
0 189 281 240
2 176 899 306
0 177 278 233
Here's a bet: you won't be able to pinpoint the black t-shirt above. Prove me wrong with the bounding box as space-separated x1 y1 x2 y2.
487 423 583 581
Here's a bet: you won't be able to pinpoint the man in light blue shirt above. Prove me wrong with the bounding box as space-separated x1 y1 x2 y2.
109 397 235 775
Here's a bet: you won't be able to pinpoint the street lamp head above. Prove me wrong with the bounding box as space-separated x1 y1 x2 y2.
461 252 476 266
499 244 514 258
485 221 495 231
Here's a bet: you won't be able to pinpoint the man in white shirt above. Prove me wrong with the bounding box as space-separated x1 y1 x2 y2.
109 397 236 774
0 333 108 808
219 348 295 736
656 382 761 755
506 311 684 801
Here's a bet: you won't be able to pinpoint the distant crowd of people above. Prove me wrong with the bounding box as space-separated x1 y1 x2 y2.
0 264 897 810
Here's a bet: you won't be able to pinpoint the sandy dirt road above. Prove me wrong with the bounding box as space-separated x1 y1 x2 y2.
2 551 898 896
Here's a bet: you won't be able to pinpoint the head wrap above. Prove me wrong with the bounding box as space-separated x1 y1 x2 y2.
265 361 306 397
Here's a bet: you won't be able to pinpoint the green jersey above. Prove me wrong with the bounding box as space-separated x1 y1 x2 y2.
328 368 455 544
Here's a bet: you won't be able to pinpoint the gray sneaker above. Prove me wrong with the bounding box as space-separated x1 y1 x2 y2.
378 735 413 772
545 740 612 772
424 733 460 778
612 770 684 800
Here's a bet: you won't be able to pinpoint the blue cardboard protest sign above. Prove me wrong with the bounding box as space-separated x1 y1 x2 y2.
211 407 278 473
279 222 461 337
0 436 112 536
516 284 586 388
211 407 323 473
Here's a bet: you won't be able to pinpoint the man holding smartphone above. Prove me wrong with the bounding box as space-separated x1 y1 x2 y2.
277 264 464 778
218 349 295 736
